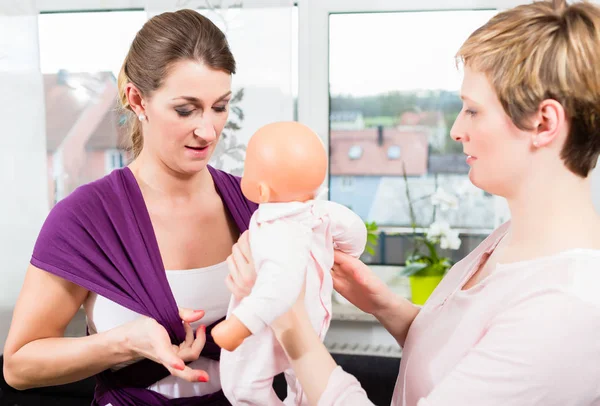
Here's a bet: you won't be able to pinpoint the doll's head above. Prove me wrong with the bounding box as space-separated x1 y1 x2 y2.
241 121 327 204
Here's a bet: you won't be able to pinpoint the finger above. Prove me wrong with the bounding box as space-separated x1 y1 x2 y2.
237 231 253 264
226 253 243 287
191 325 207 357
333 250 349 265
155 339 186 372
167 364 210 383
179 308 205 323
231 246 255 288
182 321 194 347
227 254 252 296
179 325 207 362
331 272 349 292
225 273 247 300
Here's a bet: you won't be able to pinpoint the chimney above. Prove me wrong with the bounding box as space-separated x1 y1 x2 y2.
377 125 384 146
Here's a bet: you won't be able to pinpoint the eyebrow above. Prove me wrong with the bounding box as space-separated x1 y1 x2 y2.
173 91 232 103
460 94 478 104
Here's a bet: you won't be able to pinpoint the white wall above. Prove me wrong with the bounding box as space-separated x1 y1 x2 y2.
0 4 49 350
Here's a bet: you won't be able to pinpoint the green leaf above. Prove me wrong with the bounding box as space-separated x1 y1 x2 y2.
401 262 428 277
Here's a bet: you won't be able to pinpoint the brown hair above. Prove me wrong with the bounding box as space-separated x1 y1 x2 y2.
117 9 236 157
456 0 600 177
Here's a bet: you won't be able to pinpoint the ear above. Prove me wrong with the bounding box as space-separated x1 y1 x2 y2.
125 83 146 118
258 182 271 203
532 99 566 148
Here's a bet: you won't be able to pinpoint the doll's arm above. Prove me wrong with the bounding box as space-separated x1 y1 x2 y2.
232 221 312 332
318 201 367 258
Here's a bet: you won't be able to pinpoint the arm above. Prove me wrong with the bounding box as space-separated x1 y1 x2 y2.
214 220 312 350
237 220 312 330
332 251 419 347
273 300 374 406
4 265 207 390
3 265 132 389
319 201 367 257
420 292 600 405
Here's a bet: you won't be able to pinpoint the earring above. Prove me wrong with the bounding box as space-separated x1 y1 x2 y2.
138 113 146 122
532 138 539 147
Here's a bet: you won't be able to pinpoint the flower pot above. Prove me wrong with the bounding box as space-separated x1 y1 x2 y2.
409 274 444 305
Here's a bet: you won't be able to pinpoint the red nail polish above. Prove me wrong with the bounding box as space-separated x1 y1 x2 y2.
172 362 184 371
198 375 208 382
194 309 204 314
200 325 206 332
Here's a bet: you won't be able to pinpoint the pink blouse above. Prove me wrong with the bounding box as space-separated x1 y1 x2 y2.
320 223 600 406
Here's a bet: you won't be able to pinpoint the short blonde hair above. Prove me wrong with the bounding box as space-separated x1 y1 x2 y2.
457 0 600 177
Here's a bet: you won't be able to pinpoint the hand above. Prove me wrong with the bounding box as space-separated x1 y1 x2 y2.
120 308 209 383
332 251 395 316
225 231 257 300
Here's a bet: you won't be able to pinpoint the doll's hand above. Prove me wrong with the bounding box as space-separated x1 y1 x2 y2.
225 231 257 300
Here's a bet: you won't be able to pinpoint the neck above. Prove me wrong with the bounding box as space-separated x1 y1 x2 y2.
503 165 600 258
128 152 212 200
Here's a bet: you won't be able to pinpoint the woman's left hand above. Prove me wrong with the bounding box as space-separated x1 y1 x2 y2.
177 308 207 366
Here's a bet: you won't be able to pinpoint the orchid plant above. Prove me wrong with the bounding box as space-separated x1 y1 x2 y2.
401 165 462 278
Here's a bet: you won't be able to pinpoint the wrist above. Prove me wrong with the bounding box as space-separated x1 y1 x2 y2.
372 291 408 321
105 324 136 363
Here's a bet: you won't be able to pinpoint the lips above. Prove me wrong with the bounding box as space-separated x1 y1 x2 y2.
185 145 209 151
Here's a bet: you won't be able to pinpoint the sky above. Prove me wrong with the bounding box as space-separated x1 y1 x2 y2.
36 7 498 98
329 10 498 96
37 7 297 96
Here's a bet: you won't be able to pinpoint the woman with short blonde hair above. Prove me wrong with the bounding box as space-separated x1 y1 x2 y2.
228 1 600 405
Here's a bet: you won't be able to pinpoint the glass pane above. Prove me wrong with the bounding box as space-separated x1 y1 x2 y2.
329 10 498 231
38 11 146 207
147 4 297 177
39 6 297 207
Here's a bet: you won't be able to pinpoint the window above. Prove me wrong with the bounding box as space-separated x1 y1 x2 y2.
39 10 146 207
105 149 128 174
340 176 355 191
327 9 499 230
387 145 401 160
39 4 297 207
348 145 363 160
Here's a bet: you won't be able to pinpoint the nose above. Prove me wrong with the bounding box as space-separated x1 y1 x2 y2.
450 113 467 143
193 116 217 142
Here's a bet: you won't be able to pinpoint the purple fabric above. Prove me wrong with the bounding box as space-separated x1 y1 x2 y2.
30 166 257 406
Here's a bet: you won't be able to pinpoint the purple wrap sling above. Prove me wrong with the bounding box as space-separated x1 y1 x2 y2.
30 166 257 406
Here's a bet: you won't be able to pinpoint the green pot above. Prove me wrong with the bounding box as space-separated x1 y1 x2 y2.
409 274 444 305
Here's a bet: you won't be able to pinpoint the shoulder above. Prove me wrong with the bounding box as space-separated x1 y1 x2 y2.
45 171 119 225
208 165 243 188
208 166 258 214
518 249 600 310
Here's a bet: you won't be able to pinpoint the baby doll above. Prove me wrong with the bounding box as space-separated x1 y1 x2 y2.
212 121 367 405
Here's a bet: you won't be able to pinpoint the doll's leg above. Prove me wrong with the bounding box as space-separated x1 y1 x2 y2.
220 326 287 406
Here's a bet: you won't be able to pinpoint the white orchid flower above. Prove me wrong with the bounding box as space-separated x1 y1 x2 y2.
431 187 459 211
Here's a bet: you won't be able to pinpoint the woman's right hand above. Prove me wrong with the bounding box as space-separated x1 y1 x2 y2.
119 308 209 382
225 230 256 300
332 251 396 316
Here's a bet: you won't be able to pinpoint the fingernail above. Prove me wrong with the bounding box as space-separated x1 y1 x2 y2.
194 309 204 314
200 325 206 332
198 375 209 382
172 362 185 371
